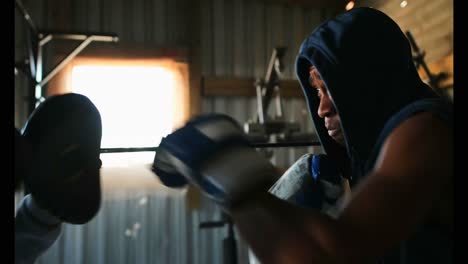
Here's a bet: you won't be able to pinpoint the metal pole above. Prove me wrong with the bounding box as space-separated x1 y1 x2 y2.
34 38 44 107
223 222 238 264
100 147 159 153
99 141 320 153
39 37 94 87
256 81 265 124
38 34 53 46
37 34 118 88
49 34 118 42
15 0 38 36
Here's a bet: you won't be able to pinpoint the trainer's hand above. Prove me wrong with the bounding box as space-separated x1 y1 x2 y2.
21 93 103 225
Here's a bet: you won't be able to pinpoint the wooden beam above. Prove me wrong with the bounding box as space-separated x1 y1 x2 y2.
51 42 188 61
202 77 305 98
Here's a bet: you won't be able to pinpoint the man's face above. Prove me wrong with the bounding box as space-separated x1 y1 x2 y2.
309 66 345 146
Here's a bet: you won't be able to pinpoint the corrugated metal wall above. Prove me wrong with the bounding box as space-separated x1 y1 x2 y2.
39 191 228 264
15 0 330 168
15 0 190 47
198 0 332 79
16 184 231 264
15 0 333 79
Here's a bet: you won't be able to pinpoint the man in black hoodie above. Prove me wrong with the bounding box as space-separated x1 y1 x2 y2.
154 7 453 263
241 7 453 263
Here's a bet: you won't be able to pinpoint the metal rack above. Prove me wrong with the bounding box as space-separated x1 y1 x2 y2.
14 0 119 115
244 47 318 154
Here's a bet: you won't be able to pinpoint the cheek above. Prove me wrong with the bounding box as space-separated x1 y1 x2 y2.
337 116 344 127
330 115 343 127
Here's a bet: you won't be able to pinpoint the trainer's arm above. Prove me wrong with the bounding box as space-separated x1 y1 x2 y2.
15 194 62 264
230 112 453 264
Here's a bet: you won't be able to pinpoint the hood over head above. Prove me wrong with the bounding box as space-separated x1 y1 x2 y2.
295 7 438 183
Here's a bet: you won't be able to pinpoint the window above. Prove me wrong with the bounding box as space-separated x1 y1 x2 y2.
67 58 189 167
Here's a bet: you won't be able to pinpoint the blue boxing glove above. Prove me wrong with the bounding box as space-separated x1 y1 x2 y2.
152 113 279 208
151 152 188 188
269 154 344 215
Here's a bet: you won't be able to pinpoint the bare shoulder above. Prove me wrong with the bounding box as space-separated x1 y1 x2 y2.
375 111 453 182
333 112 453 259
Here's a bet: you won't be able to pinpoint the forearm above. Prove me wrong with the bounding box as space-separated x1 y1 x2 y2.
230 192 346 264
15 195 62 264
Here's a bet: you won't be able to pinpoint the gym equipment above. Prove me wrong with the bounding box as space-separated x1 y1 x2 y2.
15 0 119 116
244 47 317 149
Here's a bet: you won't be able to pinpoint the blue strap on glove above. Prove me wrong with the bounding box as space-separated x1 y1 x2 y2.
305 154 343 211
311 154 342 184
293 156 323 209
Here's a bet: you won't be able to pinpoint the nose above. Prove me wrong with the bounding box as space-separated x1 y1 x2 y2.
317 93 335 118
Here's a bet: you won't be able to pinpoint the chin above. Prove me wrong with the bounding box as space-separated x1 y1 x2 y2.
333 136 345 146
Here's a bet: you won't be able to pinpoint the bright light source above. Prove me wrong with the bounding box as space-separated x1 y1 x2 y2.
72 65 176 166
400 1 408 8
346 1 355 11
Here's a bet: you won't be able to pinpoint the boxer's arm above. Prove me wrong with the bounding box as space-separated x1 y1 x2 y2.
230 112 452 264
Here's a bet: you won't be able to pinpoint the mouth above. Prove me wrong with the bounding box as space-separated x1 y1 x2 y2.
327 128 341 138
327 128 345 146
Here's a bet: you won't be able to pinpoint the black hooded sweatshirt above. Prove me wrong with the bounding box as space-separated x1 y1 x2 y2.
295 7 452 263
